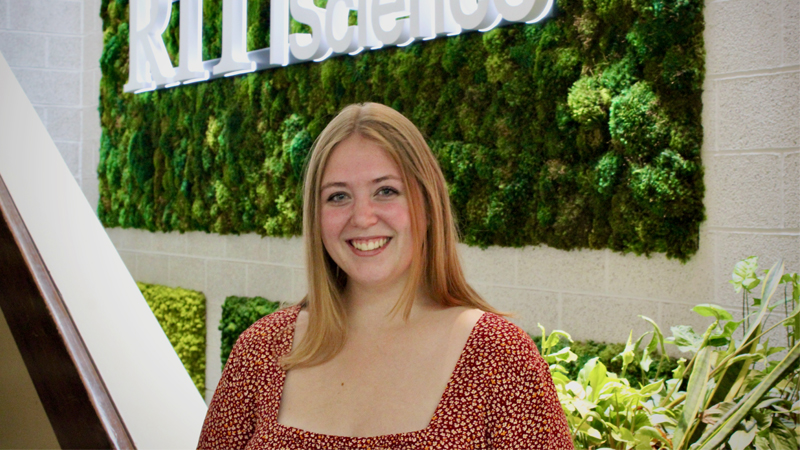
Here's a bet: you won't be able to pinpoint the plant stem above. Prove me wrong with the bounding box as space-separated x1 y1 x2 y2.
573 414 589 434
793 374 800 426
629 407 635 437
666 393 686 409
743 290 747 340
660 376 681 408
786 284 790 349
655 346 667 381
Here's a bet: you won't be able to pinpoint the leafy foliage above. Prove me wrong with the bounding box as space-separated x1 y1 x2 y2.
219 295 281 368
138 281 206 394
548 257 800 449
97 0 705 260
531 334 679 386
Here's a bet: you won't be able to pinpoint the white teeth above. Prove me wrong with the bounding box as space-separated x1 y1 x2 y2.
351 238 388 251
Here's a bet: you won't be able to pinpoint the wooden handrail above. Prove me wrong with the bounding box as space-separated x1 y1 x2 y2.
0 173 135 449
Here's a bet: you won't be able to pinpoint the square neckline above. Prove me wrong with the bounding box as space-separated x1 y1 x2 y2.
270 306 490 441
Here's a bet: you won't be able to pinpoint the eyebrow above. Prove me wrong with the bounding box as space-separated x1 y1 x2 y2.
320 175 402 191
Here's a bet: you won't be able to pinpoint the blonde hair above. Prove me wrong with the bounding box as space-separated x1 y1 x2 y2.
282 103 501 369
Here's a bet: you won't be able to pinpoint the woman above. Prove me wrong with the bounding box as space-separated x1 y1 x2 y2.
198 103 573 449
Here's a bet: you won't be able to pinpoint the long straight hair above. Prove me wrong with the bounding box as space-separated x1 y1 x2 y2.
282 103 501 369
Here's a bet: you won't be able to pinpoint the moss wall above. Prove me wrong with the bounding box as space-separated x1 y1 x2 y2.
219 295 280 368
98 0 705 260
138 282 206 394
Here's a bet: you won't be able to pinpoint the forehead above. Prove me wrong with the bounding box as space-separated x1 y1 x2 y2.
321 134 403 184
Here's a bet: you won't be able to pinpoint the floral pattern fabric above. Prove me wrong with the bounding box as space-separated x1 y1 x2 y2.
198 305 573 449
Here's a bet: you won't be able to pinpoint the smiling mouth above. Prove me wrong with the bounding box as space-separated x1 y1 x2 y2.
348 237 390 252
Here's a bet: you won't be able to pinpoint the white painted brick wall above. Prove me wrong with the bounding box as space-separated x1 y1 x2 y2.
4 0 799 402
783 0 799 66
0 31 47 67
1 0 87 192
0 2 7 29
705 0 784 74
716 73 799 150
705 153 785 228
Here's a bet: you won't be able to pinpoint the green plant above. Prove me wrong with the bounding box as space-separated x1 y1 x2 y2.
531 334 679 386
98 0 705 260
545 257 800 449
138 281 206 394
219 295 281 368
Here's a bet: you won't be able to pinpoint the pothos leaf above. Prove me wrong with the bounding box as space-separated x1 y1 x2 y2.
640 315 667 355
587 360 608 403
763 424 797 450
615 331 636 374
638 380 663 397
640 349 654 373
754 434 770 450
668 325 704 353
545 330 572 349
729 427 756 450
730 256 760 293
611 426 636 444
693 304 734 321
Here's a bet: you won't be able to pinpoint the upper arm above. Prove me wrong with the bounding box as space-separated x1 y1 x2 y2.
485 324 574 450
196 331 261 449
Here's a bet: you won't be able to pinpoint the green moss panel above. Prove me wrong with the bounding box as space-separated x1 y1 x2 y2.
98 0 705 260
138 282 206 394
219 295 281 369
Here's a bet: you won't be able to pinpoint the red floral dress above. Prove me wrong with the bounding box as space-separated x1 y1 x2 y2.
198 306 573 449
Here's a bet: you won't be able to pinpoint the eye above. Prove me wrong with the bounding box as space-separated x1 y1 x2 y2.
326 192 348 203
376 187 399 198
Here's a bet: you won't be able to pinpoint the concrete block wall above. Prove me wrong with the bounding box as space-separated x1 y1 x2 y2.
104 229 306 399
0 0 103 209
4 0 799 402
701 0 800 350
704 0 800 299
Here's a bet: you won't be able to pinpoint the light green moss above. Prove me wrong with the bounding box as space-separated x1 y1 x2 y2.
138 282 206 394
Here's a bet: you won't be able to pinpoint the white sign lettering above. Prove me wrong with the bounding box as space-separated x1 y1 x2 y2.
124 0 554 93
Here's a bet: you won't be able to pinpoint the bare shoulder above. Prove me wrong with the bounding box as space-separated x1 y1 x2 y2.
453 307 485 331
435 306 486 348
295 307 309 328
292 307 309 350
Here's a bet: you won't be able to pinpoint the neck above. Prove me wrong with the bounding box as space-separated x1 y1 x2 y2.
342 276 436 330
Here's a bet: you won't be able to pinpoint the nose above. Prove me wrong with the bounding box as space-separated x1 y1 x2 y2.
350 197 379 228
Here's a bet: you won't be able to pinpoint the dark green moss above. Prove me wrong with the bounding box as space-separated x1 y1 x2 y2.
98 0 706 260
219 295 280 368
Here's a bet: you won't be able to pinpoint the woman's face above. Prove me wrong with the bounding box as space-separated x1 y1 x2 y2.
319 134 414 291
